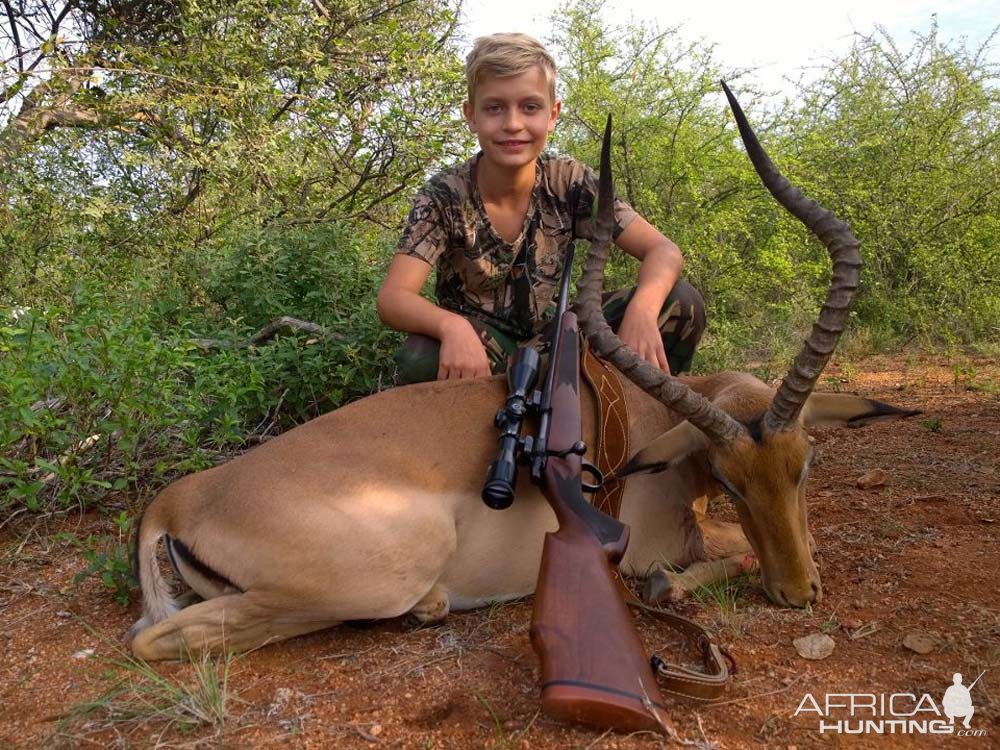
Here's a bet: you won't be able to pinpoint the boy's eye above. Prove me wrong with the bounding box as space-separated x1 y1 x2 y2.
486 104 503 114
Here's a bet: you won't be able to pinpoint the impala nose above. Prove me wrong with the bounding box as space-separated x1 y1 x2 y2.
776 579 822 608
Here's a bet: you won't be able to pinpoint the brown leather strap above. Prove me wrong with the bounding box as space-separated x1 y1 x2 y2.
580 338 629 519
615 573 735 701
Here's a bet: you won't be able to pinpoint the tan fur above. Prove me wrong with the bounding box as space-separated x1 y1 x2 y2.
130 369 911 659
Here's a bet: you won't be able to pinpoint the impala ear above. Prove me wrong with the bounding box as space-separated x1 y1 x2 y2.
801 392 921 428
620 421 711 476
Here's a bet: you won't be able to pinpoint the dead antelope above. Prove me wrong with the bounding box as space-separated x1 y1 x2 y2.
129 84 915 661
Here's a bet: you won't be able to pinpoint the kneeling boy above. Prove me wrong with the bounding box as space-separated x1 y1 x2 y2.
377 33 704 384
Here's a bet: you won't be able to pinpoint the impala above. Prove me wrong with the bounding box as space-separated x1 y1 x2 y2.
129 84 915 660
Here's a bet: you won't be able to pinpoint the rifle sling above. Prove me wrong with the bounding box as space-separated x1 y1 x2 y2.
616 573 735 701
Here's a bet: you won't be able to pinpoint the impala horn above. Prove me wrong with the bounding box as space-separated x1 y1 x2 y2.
720 81 862 433
576 115 746 445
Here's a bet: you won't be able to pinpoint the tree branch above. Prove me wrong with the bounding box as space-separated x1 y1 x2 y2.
2 0 24 72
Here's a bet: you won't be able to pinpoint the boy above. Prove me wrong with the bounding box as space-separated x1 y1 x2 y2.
377 33 704 384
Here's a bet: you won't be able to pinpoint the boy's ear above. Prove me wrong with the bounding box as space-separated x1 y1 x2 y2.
548 99 561 133
462 100 477 132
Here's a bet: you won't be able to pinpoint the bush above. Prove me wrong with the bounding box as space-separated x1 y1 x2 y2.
0 227 398 514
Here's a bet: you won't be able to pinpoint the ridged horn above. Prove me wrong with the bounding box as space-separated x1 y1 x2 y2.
720 81 862 433
576 115 746 445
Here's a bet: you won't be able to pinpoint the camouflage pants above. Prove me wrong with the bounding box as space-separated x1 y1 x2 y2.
393 279 706 385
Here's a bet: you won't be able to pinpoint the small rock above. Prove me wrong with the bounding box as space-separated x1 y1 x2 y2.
369 724 383 737
267 687 302 718
55 610 72 618
72 649 95 660
856 469 888 489
902 632 937 655
840 618 861 631
794 633 836 660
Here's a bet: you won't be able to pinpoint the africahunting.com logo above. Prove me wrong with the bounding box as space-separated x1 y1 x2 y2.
794 671 987 737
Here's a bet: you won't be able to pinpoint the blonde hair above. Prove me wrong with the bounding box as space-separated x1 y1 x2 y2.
465 33 557 105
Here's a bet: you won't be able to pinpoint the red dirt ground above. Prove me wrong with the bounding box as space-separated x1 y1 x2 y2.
1 353 997 750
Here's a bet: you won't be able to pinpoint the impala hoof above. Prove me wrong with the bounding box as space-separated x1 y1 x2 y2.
644 569 684 605
406 584 450 625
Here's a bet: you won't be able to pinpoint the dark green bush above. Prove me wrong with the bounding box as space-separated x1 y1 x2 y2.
0 227 398 513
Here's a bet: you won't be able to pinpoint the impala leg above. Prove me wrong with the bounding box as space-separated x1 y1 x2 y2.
690 494 757 557
702 507 817 561
130 593 340 661
700 516 754 560
642 497 758 604
644 553 758 605
406 583 450 625
643 508 758 603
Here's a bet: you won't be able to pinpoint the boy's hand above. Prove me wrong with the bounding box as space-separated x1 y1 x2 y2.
438 316 492 380
617 306 670 375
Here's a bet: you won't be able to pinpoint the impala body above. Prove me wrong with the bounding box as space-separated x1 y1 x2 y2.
129 86 915 660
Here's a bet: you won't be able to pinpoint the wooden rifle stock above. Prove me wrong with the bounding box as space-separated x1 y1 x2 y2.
529 310 673 734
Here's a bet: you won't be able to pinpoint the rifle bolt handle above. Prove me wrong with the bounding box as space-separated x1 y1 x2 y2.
549 440 587 459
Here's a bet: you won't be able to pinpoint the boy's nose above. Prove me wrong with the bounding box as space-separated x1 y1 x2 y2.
502 111 523 131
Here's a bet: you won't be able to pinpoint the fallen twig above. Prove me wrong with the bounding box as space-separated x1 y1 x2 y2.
190 316 347 350
36 434 102 484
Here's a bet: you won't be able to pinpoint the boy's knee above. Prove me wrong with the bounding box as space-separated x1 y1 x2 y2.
660 279 706 374
667 279 706 342
393 335 440 385
393 323 512 384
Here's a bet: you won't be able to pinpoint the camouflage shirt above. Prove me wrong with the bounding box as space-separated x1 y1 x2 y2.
395 152 638 339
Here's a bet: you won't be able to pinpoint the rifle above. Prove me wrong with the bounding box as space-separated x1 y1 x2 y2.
481 245 673 734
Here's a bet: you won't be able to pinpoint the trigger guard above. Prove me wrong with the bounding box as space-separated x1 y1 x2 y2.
580 460 605 493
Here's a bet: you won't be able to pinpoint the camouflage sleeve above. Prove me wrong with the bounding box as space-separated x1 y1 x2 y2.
573 163 638 241
395 186 449 266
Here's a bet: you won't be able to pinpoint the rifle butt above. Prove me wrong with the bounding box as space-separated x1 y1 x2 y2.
530 519 673 734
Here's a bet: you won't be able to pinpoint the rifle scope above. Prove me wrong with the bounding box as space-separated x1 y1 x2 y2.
481 346 540 509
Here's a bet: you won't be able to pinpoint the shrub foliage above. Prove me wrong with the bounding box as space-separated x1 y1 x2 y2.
2 1 998 535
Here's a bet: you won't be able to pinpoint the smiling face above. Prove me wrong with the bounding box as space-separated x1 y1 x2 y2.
462 67 561 173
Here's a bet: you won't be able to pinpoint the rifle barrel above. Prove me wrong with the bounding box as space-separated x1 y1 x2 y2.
532 242 576 481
